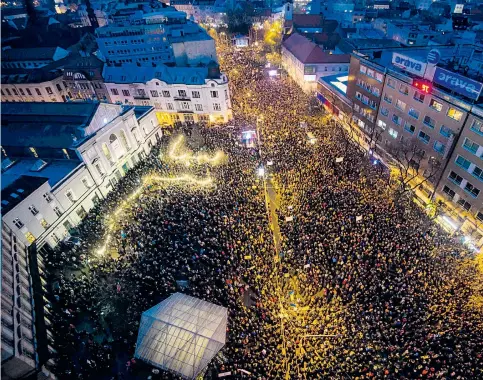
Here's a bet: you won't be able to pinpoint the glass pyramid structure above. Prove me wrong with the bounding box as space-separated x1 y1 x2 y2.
134 293 228 379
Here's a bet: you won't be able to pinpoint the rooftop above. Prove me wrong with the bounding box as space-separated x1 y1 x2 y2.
1 47 62 62
319 73 350 97
103 63 220 85
282 33 350 64
1 102 100 148
1 175 49 215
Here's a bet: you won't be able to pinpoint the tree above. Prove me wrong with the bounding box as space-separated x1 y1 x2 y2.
388 139 442 201
263 20 282 50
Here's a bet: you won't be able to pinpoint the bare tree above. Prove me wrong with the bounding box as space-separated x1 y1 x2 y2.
388 139 442 201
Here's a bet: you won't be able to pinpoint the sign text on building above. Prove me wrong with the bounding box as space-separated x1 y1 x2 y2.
392 53 427 76
433 67 483 101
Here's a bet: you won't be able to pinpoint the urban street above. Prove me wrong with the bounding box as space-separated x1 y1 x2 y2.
43 44 483 379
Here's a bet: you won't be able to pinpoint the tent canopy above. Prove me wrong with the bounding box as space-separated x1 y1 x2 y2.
134 293 228 379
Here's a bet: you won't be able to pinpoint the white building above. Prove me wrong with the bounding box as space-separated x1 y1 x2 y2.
1 102 161 250
281 33 350 93
103 63 232 125
95 8 217 67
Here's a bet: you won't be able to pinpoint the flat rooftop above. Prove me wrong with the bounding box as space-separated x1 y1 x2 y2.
319 73 350 97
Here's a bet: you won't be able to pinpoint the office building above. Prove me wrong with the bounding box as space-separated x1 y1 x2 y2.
1 47 70 70
316 46 483 247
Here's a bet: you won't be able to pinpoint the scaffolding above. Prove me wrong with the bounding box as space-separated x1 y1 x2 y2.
134 293 228 379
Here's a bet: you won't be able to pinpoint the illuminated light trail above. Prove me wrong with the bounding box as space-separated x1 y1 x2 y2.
166 135 227 166
93 173 214 258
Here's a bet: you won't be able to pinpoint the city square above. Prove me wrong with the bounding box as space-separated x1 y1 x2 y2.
1 1 483 380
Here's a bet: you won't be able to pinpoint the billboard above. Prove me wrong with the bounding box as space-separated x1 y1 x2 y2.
392 53 427 76
433 67 483 101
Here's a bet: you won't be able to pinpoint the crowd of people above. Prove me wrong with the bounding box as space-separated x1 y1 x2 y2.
47 45 482 379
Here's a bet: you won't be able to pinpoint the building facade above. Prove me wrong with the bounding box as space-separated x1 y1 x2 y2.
1 47 70 70
1 102 161 250
103 63 232 125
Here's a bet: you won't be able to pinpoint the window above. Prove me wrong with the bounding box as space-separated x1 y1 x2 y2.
418 131 430 144
392 114 402 126
19 88 25 95
35 88 41 95
395 99 406 111
213 103 221 111
137 89 146 97
433 141 446 155
195 104 203 111
29 205 39 216
62 149 70 159
457 198 472 210
29 147 38 158
399 84 409 95
442 185 456 199
13 218 24 229
111 88 119 95
150 90 159 97
45 87 53 95
53 206 62 217
25 232 35 244
178 90 187 97
40 219 49 229
5 88 12 96
12 89 18 96
472 165 483 181
448 171 463 185
192 91 200 98
412 91 424 103
465 182 480 198
166 103 174 110
477 211 483 222
440 125 454 138
56 84 62 92
429 99 443 112
95 163 104 177
383 94 392 104
456 155 472 170
423 115 436 129
377 120 386 130
359 65 367 74
43 193 53 203
408 108 420 119
380 106 389 116
76 206 87 219
163 90 170 97
404 122 415 134
122 90 130 96
470 119 483 135
26 88 32 96
82 177 91 188
51 234 60 244
375 73 384 83
447 108 463 121
181 101 190 110
210 90 218 98
389 128 398 139
463 138 479 154
65 190 76 203
63 220 73 232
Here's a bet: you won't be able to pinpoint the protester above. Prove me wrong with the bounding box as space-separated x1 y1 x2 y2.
47 46 482 380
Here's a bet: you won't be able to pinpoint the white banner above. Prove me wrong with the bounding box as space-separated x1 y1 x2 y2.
286 216 294 222
219 372 232 377
356 215 362 222
336 157 344 163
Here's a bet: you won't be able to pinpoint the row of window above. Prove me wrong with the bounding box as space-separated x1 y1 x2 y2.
356 78 381 97
1 84 62 97
455 155 483 183
359 64 384 83
448 170 481 198
378 115 447 155
355 91 377 109
462 137 482 158
110 88 219 99
442 184 480 212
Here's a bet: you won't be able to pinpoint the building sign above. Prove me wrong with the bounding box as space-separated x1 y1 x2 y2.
304 66 316 75
413 80 432 94
454 4 464 13
433 67 483 101
427 49 441 65
392 53 427 76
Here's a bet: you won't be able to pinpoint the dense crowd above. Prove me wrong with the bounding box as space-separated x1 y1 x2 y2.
47 46 482 379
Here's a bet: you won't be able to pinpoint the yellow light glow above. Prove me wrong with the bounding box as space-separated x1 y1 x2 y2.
166 135 226 166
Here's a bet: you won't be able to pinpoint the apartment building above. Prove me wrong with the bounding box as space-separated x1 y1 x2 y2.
1 102 161 250
95 8 217 67
316 46 483 248
62 55 111 102
2 220 55 380
103 63 232 125
1 65 71 103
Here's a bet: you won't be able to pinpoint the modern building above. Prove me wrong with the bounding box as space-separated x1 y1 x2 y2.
2 216 56 380
95 8 217 67
282 33 350 93
1 102 162 250
103 62 232 125
1 47 70 70
317 46 483 248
